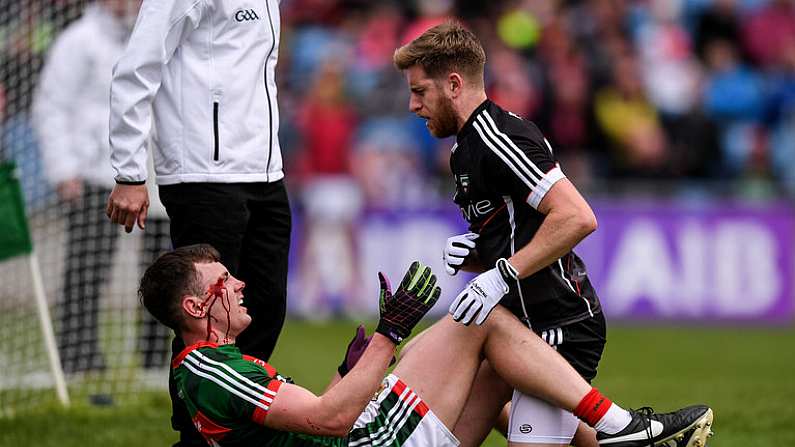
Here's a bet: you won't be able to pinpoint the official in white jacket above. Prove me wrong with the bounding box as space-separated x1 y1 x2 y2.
32 0 171 374
105 1 291 445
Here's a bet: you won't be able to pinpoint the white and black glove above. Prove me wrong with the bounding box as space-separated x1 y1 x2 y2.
443 232 479 276
449 258 519 325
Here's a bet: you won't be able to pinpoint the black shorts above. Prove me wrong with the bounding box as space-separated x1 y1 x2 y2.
533 311 606 382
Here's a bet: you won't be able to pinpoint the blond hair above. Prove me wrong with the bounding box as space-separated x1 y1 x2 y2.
393 22 486 85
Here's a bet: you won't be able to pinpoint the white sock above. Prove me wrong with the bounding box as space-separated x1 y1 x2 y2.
594 403 633 434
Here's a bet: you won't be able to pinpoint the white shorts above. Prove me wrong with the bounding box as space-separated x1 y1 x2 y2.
507 390 579 445
348 374 459 447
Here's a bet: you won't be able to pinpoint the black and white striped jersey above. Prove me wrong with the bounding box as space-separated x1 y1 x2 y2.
451 100 601 330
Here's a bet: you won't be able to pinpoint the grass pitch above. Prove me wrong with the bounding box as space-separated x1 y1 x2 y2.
1 321 793 446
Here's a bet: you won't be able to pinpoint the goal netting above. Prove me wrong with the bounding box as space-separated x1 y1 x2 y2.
0 0 170 417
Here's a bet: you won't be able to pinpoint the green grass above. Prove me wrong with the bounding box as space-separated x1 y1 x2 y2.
1 321 793 446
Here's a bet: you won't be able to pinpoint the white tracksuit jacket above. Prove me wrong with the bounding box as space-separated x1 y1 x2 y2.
109 0 283 185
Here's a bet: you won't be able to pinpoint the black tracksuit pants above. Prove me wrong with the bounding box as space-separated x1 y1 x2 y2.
159 181 291 447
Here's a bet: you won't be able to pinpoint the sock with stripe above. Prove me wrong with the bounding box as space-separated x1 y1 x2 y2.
573 388 632 435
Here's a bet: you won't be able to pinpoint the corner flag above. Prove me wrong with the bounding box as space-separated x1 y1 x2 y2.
0 163 33 262
0 162 69 406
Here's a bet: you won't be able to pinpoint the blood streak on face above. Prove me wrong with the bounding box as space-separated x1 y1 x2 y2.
200 277 230 342
219 282 232 344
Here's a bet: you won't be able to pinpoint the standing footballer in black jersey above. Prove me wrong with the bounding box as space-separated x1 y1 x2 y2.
395 23 608 447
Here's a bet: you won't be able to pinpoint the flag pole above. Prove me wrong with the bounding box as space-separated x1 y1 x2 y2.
29 250 69 406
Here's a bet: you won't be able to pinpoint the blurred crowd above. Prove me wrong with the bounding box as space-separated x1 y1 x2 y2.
4 0 795 211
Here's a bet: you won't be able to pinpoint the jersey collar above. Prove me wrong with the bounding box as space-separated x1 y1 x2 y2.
172 341 219 369
456 99 492 143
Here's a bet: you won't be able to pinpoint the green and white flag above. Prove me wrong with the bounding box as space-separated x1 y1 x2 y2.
0 163 33 262
0 162 70 407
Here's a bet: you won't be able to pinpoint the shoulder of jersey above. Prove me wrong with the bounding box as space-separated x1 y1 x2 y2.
497 109 546 143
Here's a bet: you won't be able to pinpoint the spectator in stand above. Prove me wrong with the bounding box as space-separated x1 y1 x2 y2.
486 45 541 121
567 0 632 87
765 39 795 194
402 0 453 43
742 0 795 69
635 0 701 120
702 38 766 177
352 118 428 209
536 15 599 184
693 0 744 63
594 51 669 177
293 60 363 317
347 2 407 118
636 0 724 179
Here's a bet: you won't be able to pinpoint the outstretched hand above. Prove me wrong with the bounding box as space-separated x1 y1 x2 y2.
376 261 441 345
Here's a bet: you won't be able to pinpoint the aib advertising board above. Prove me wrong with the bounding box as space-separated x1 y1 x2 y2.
288 201 794 323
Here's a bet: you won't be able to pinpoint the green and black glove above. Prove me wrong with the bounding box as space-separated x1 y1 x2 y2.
375 261 441 345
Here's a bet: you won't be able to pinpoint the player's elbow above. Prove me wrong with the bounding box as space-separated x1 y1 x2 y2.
331 424 354 438
582 210 598 235
323 413 356 437
572 208 597 238
298 414 351 438
314 403 358 437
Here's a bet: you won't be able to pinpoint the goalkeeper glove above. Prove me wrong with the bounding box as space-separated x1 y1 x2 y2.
376 261 441 345
443 232 479 276
449 258 518 325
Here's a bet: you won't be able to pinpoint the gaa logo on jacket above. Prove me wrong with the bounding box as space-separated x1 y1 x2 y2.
234 9 260 22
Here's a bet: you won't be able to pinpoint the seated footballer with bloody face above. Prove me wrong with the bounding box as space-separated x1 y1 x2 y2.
139 244 713 447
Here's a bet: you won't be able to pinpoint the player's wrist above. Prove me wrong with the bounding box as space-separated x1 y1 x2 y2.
476 263 511 299
496 258 519 284
375 321 405 345
372 329 401 347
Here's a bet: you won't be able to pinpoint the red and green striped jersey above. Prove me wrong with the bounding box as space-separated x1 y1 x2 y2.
173 343 433 447
172 342 346 447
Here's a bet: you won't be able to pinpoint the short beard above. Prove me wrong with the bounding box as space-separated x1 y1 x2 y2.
429 95 459 138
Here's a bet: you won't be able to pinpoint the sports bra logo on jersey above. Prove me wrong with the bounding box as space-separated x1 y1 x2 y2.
461 199 495 222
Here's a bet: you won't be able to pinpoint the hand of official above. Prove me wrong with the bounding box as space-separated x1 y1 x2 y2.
376 261 441 345
106 183 149 233
449 258 518 325
337 324 396 377
443 232 479 276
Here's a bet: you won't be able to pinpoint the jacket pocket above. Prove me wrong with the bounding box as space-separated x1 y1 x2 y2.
212 101 220 161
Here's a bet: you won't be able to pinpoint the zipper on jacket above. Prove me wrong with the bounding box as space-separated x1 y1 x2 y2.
212 101 220 161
